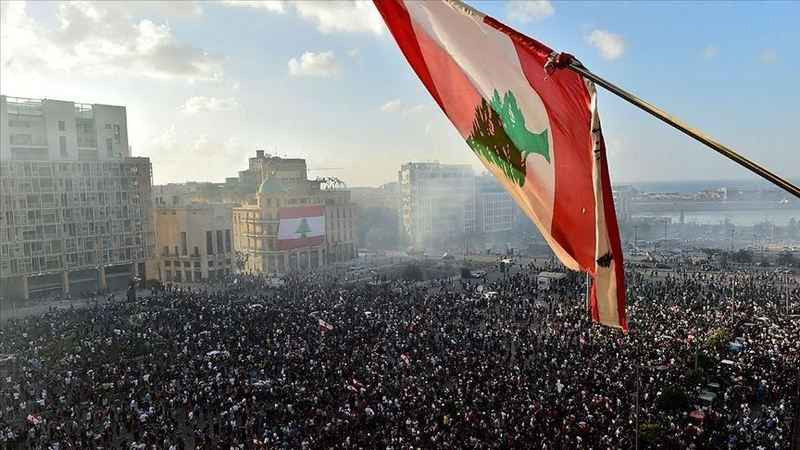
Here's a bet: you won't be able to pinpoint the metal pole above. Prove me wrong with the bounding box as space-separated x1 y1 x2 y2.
566 59 800 200
585 272 591 320
635 333 640 450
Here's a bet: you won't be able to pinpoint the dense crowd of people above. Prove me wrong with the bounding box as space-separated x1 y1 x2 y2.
0 261 797 449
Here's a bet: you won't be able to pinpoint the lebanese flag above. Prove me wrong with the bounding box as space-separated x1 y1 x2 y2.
318 318 334 332
374 0 627 329
277 206 325 250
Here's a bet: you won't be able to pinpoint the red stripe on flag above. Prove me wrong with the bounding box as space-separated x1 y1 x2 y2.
277 235 325 251
279 206 324 219
373 0 446 112
484 16 597 272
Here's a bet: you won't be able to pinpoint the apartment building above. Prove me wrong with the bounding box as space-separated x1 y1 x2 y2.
152 203 234 284
475 173 514 234
398 162 475 249
0 95 154 301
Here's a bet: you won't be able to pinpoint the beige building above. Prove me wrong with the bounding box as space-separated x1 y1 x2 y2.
151 203 235 284
233 157 357 274
227 150 307 194
0 95 155 301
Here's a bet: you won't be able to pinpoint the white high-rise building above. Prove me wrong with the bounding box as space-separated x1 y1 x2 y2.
1 96 130 162
0 95 154 302
398 162 475 249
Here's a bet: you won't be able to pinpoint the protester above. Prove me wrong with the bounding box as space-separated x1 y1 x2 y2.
0 263 796 449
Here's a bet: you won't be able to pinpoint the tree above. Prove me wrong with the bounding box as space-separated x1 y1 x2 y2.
639 423 663 445
466 89 549 188
731 249 753 264
402 264 423 281
777 251 798 267
706 328 731 351
295 218 311 238
657 386 689 411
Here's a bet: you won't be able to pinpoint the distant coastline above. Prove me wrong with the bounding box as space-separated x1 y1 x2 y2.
618 178 800 194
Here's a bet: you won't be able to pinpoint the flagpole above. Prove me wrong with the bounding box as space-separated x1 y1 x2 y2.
562 57 800 200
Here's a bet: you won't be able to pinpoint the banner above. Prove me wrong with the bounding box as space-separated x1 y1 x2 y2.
277 206 325 250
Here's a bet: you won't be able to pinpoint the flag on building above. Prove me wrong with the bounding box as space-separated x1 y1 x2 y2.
277 206 325 250
374 0 627 329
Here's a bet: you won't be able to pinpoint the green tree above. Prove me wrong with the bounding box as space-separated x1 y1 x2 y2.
467 90 549 188
731 249 753 264
402 264 423 281
295 218 311 238
639 423 663 446
777 251 798 267
657 386 689 411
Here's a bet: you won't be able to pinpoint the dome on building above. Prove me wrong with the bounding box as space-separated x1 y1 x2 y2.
258 178 288 194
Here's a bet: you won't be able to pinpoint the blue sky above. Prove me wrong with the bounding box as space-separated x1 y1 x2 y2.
1 0 797 186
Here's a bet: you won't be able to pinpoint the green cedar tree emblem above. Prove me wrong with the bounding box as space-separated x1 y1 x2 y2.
466 89 550 187
295 218 311 238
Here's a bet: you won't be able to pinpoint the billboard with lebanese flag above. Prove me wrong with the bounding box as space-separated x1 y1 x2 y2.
277 206 325 250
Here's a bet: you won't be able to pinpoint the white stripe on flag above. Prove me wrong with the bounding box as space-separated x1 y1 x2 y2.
278 216 324 241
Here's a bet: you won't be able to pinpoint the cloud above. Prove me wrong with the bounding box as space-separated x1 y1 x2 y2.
380 99 429 115
401 104 428 116
759 48 777 64
1 1 222 81
586 29 625 60
104 1 204 18
179 96 239 114
288 51 339 77
224 0 384 35
506 1 554 23
703 45 719 60
221 0 286 14
148 125 247 183
380 99 403 113
347 48 361 59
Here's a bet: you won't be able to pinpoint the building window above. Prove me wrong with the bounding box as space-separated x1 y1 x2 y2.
58 120 65 131
164 260 171 267
216 230 223 254
165 270 172 281
163 246 169 256
185 271 192 282
209 260 215 267
183 261 190 268
174 271 182 282
106 138 113 156
113 124 121 144
174 246 178 256
59 136 67 157
194 271 202 281
193 246 199 257
225 230 231 252
181 232 187 255
10 134 32 145
206 231 214 254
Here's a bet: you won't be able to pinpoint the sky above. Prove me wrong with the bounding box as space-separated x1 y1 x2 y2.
1 0 798 187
